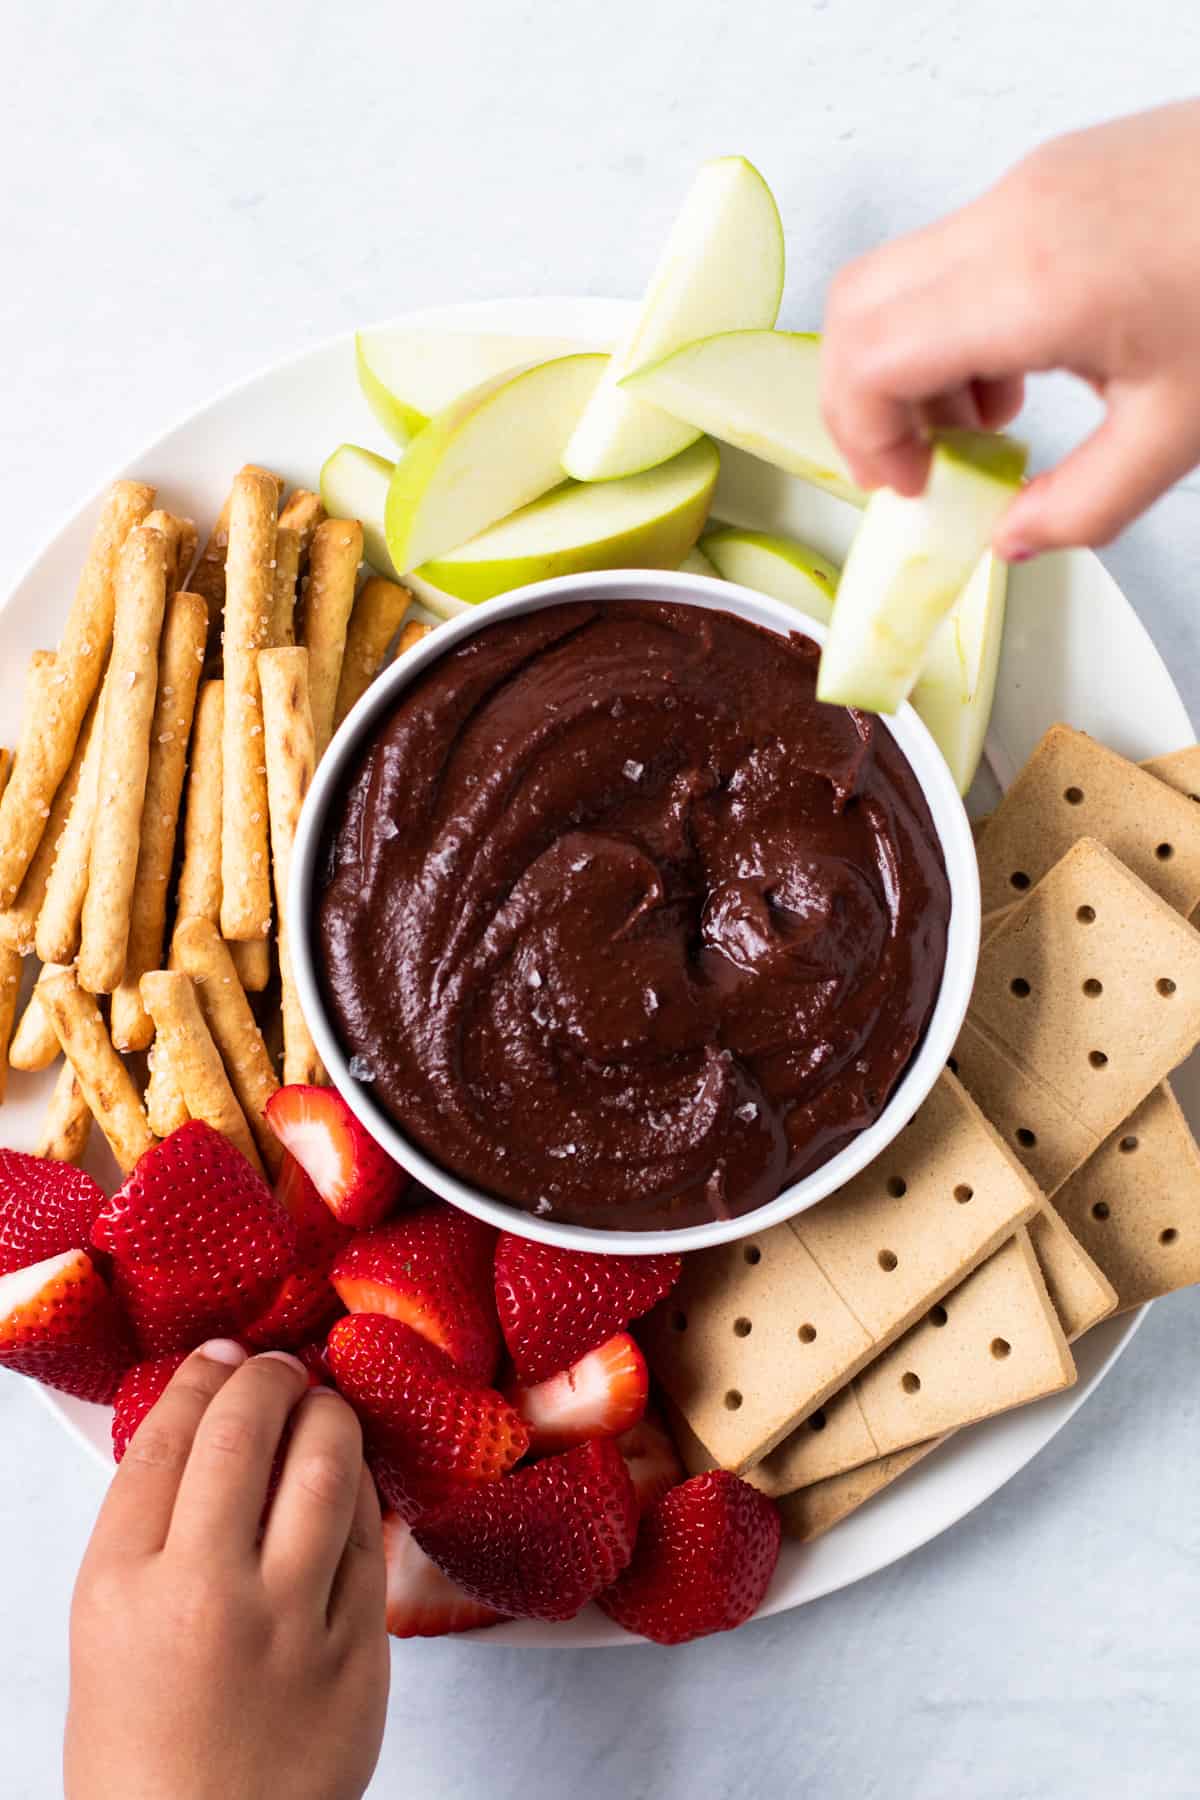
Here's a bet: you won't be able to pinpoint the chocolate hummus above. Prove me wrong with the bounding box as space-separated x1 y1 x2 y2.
317 601 950 1231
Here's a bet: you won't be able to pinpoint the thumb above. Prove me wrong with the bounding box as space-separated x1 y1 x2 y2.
994 386 1200 558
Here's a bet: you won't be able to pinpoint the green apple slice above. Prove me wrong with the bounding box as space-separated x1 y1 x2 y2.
701 525 839 625
561 158 784 482
320 443 399 578
910 551 1007 794
356 328 595 447
678 544 720 577
622 329 864 504
816 430 1027 714
417 438 720 602
385 354 607 574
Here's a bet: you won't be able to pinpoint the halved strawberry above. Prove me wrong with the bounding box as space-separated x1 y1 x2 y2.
326 1313 527 1521
111 1352 186 1461
91 1121 296 1356
414 1438 639 1622
244 1154 350 1349
616 1404 685 1515
382 1512 507 1639
265 1086 408 1229
330 1200 499 1383
597 1470 781 1644
0 1249 132 1403
494 1235 681 1383
0 1150 106 1276
507 1332 647 1454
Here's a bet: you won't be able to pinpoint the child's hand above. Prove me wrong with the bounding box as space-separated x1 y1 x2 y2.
820 100 1200 556
64 1341 389 1800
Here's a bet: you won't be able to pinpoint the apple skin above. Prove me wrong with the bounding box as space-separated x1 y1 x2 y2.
417 440 720 604
910 551 1008 794
701 526 840 625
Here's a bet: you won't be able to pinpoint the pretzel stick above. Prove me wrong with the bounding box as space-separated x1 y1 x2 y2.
229 938 272 992
41 969 155 1174
142 511 194 593
334 576 411 729
78 526 170 993
173 916 281 1173
140 970 263 1175
303 518 363 760
145 1039 189 1139
220 472 276 941
0 750 18 1099
191 464 284 639
0 481 154 904
175 680 223 925
278 489 325 560
36 1061 92 1164
111 591 207 1049
34 672 108 966
270 526 301 649
393 619 433 660
8 962 72 1072
175 518 199 591
0 653 85 955
260 648 325 1086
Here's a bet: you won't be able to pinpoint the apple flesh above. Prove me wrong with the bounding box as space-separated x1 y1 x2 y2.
622 329 864 505
561 158 784 482
319 445 469 618
700 526 839 625
816 430 1027 714
910 551 1007 794
356 328 596 448
416 438 720 603
385 354 606 574
678 544 720 578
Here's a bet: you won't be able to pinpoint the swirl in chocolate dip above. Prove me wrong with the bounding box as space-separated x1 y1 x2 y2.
317 600 950 1232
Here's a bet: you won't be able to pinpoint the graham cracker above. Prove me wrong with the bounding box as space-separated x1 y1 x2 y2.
976 725 1200 918
971 814 993 847
747 1228 1076 1497
641 1071 1040 1472
1054 1081 1200 1311
959 838 1200 1195
1026 1201 1118 1339
777 1439 943 1543
1140 746 1200 805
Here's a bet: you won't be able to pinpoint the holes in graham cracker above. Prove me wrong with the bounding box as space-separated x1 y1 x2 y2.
1160 1228 1179 1246
1010 977 1031 998
901 1372 922 1394
1089 1050 1109 1069
1156 842 1175 862
669 1310 688 1332
1157 978 1177 997
1016 1127 1038 1148
885 1175 907 1198
797 1323 817 1344
1083 978 1103 997
877 1249 899 1272
808 1409 827 1433
1076 905 1096 924
1064 786 1085 805
929 1304 948 1328
991 1337 1012 1360
1119 1135 1139 1154
1010 870 1031 891
724 1389 743 1411
954 1184 974 1204
732 1317 752 1338
1092 1202 1111 1221
743 1244 762 1266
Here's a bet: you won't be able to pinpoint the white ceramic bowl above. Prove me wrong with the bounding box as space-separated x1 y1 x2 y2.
290 568 980 1255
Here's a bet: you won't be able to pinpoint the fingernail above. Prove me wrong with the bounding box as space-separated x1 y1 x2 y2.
254 1350 309 1376
1004 545 1035 564
198 1338 248 1366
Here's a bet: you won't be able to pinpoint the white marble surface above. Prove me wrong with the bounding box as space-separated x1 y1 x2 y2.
3 2 1200 1795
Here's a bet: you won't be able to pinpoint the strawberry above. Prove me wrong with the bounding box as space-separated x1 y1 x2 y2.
616 1405 685 1515
326 1313 528 1522
244 1154 350 1349
330 1200 499 1383
414 1437 639 1622
111 1352 186 1460
0 1150 106 1276
507 1332 647 1454
265 1085 408 1229
382 1512 507 1638
597 1470 781 1644
0 1248 132 1403
91 1121 296 1356
494 1236 681 1383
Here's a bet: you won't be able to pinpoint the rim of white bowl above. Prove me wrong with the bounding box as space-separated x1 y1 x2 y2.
290 568 981 1255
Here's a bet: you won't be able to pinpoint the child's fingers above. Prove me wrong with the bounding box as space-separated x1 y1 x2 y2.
260 1388 365 1609
994 386 1200 555
86 1341 249 1562
166 1352 311 1562
328 1464 387 1634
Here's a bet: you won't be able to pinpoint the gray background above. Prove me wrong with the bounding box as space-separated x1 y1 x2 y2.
2 3 1199 1796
